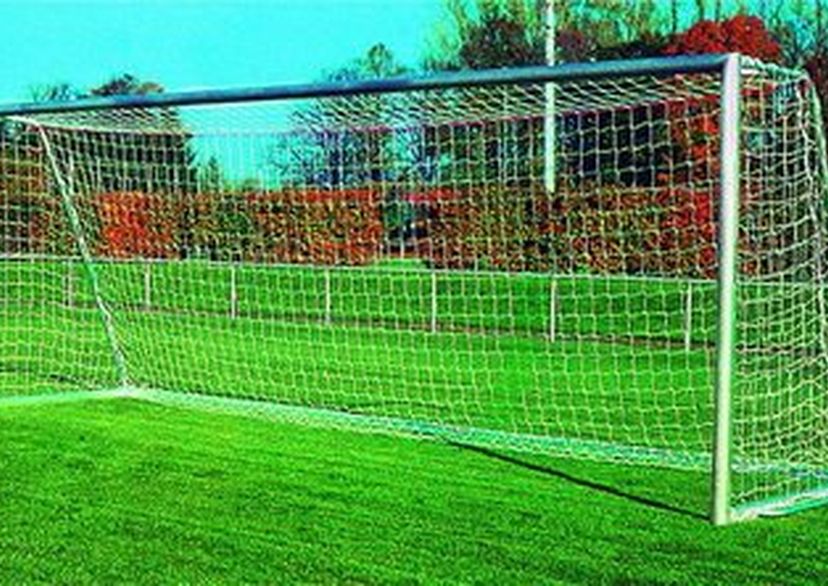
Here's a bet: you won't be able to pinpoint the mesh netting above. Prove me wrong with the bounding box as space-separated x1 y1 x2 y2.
0 58 825 521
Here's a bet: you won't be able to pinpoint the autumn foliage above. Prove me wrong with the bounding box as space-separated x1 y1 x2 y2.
246 189 382 265
93 189 382 266
0 143 57 254
94 192 179 259
412 183 721 278
664 15 782 62
411 185 552 272
2 12 813 281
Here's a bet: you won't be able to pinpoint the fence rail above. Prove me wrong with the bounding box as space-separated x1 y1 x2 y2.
53 255 723 352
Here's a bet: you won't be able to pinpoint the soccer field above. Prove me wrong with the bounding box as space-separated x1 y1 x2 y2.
0 260 826 582
2 256 826 519
1 46 828 569
1 257 719 453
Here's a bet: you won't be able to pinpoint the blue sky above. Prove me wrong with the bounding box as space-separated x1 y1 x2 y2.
0 0 441 103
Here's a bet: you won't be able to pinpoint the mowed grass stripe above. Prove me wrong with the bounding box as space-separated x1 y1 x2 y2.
1 399 828 583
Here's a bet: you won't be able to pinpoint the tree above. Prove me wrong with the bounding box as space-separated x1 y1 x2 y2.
327 43 406 81
556 0 669 57
425 0 546 70
767 0 828 66
80 74 198 195
0 82 86 254
90 74 163 97
424 1 683 194
28 82 80 103
39 74 201 259
695 0 706 21
265 44 408 258
277 43 406 188
670 0 679 34
664 15 782 62
592 32 667 60
424 0 670 66
197 156 224 193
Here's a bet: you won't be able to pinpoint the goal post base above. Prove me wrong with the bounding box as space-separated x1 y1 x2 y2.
731 486 828 522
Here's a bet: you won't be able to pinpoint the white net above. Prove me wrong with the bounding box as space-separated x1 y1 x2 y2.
0 57 826 521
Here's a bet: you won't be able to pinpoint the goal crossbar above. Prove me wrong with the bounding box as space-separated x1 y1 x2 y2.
0 54 729 116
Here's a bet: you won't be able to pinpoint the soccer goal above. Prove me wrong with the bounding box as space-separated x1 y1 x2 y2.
0 53 826 524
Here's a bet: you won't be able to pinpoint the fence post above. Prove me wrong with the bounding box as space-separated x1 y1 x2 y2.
549 279 557 342
324 267 332 325
430 271 438 333
143 262 152 310
229 264 238 319
65 260 74 308
683 282 693 352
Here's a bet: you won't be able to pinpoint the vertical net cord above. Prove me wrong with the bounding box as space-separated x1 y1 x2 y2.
807 86 828 361
34 124 129 389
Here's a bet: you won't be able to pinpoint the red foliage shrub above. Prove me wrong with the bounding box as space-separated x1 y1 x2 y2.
178 192 231 258
91 188 382 265
0 144 56 254
27 201 63 254
415 183 725 279
546 185 718 278
413 185 555 272
93 192 178 259
654 187 717 277
417 14 789 278
661 92 721 185
247 188 382 265
665 15 781 62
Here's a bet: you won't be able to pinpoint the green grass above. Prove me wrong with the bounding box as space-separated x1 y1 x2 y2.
1 258 827 581
0 292 717 459
93 258 720 343
2 398 828 584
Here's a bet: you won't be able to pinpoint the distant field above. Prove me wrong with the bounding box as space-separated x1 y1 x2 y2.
0 257 822 455
0 257 825 520
92 256 722 344
0 257 719 454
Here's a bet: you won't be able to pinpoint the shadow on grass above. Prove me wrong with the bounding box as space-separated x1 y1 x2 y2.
449 441 707 521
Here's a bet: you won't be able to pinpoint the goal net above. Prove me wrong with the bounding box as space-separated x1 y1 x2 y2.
0 55 826 523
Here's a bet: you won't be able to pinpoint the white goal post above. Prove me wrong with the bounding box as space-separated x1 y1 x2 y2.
0 53 826 525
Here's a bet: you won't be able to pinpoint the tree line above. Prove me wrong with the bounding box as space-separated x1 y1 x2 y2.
3 0 827 273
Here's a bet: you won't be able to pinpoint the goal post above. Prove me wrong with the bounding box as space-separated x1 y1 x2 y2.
712 52 741 526
0 54 826 524
544 0 556 194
